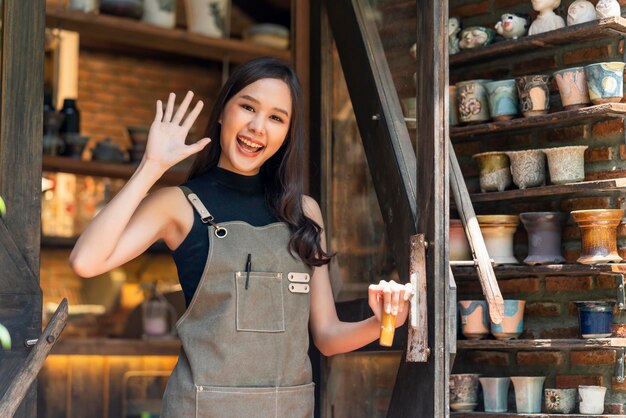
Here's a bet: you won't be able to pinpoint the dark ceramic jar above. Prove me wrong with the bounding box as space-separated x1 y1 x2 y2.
520 212 567 265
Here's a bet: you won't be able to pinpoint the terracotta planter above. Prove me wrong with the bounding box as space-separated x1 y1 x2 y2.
456 80 491 124
485 79 519 121
450 219 471 261
520 212 566 265
571 209 624 264
450 374 481 412
544 388 577 414
579 385 607 414
476 215 519 264
553 67 591 110
516 75 550 117
543 145 587 185
511 376 545 413
480 377 510 413
505 149 546 189
490 299 525 340
575 301 615 338
458 300 490 340
473 152 512 193
585 62 625 104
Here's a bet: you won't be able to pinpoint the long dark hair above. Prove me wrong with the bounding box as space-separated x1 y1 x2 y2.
187 57 333 267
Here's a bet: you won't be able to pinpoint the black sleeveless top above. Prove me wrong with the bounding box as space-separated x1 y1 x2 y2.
172 167 278 306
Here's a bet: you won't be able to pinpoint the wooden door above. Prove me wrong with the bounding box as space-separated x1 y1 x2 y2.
0 0 45 416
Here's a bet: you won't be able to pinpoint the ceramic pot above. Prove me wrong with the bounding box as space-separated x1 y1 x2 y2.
476 215 519 264
456 80 491 124
401 97 416 119
480 377 510 413
473 152 512 193
520 212 566 265
485 79 519 121
100 0 143 19
571 209 624 264
449 86 460 127
450 219 471 261
450 374 481 412
543 145 588 185
490 299 525 340
185 0 229 38
142 0 176 28
578 385 607 414
544 388 577 414
505 149 546 189
458 300 490 340
585 62 625 104
516 75 550 117
553 67 591 110
575 301 615 338
70 0 98 12
511 376 545 413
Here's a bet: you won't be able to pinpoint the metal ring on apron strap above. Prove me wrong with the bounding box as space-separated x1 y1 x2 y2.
202 216 228 239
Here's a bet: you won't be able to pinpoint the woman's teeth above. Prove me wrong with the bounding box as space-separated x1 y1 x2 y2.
237 136 263 152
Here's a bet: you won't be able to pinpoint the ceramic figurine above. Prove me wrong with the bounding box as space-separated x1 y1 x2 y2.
449 17 462 54
495 13 530 39
458 26 495 50
567 0 597 25
596 0 621 19
528 0 566 35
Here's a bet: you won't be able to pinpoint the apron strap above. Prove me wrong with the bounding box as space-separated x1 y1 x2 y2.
179 186 228 238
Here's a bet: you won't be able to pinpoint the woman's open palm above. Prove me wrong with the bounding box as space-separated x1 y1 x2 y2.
144 91 211 171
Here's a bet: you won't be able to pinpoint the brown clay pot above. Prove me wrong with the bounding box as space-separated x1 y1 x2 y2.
571 209 624 264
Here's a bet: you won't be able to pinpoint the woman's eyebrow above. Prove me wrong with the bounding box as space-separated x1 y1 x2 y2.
241 94 290 117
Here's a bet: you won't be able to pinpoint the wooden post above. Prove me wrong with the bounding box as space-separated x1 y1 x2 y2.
449 142 504 324
407 234 429 362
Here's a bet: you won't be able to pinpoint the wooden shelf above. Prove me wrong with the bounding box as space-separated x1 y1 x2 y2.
51 337 180 356
457 338 626 350
41 235 170 254
449 16 626 68
451 263 626 279
468 179 626 203
452 413 625 417
42 155 187 185
45 7 291 64
450 103 626 139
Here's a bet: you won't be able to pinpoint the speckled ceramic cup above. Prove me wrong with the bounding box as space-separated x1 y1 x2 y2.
543 145 588 185
505 149 546 189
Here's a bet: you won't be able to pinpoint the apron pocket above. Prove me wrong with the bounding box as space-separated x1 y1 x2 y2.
235 271 285 332
195 383 314 418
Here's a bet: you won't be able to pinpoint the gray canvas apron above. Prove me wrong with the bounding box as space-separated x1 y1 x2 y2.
161 187 314 418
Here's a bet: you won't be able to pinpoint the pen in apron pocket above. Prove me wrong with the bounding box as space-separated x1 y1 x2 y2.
245 253 252 289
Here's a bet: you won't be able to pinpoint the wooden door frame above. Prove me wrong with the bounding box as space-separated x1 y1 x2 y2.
0 0 45 416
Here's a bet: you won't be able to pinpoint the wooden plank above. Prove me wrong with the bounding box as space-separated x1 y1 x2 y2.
69 355 104 418
452 263 626 279
51 338 181 356
45 7 291 64
468 178 626 203
406 234 428 362
38 356 69 418
450 16 626 68
452 413 625 417
450 143 504 324
0 220 39 293
457 337 626 350
42 155 187 185
450 103 626 139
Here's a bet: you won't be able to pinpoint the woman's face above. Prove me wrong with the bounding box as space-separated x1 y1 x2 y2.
218 78 292 176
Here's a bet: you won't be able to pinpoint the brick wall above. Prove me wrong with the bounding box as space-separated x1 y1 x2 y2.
451 0 626 412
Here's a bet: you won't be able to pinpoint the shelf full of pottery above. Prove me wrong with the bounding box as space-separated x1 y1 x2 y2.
449 61 626 139
448 0 626 68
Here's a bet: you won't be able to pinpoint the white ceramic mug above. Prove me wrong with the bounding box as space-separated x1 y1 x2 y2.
579 385 606 414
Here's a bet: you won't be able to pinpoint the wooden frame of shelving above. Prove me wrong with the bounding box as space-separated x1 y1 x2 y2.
452 413 625 417
45 7 291 64
450 16 626 68
451 263 626 279
457 338 626 350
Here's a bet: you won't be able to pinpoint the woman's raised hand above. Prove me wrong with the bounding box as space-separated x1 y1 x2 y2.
368 280 414 327
143 91 211 172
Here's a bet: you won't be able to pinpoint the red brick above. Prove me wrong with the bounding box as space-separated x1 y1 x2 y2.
456 280 483 295
605 404 625 414
556 375 604 388
620 144 626 160
512 56 558 76
563 45 612 65
570 350 616 365
619 247 626 260
449 1 489 17
562 225 580 240
620 40 625 55
597 274 619 289
467 351 510 366
613 376 626 391
537 124 586 143
585 147 614 163
498 278 541 294
525 302 561 317
593 119 624 137
453 141 482 158
560 197 612 212
517 351 564 366
539 327 580 338
546 276 593 291
586 169 626 181
613 323 626 337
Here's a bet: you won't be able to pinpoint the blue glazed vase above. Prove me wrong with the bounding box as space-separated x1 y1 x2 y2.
584 62 625 104
575 301 615 338
490 299 525 340
485 79 519 121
